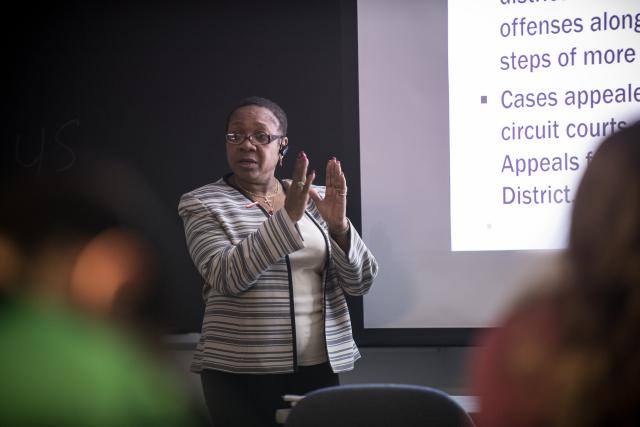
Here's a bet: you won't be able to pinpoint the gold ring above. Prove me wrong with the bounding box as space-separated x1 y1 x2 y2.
296 180 305 189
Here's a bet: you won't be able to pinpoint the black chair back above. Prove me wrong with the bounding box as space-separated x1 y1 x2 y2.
284 383 475 427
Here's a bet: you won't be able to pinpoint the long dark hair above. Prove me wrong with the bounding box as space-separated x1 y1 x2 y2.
569 121 640 291
556 120 640 426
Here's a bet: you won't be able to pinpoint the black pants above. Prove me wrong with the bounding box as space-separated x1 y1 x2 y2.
200 362 339 427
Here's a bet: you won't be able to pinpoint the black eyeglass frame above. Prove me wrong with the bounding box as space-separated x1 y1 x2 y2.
225 132 286 145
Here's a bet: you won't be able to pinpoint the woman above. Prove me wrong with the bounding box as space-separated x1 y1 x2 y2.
470 121 640 427
179 97 378 426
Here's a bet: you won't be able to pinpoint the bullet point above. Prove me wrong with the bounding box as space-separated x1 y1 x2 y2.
481 95 487 104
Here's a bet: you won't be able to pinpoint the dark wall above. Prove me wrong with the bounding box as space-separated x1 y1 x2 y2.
2 1 361 332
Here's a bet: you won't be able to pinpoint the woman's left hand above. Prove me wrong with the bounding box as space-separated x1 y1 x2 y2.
309 158 349 235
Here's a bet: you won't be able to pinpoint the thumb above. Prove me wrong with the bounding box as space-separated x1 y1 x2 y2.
308 187 322 204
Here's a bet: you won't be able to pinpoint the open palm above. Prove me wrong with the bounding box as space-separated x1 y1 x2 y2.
309 159 348 234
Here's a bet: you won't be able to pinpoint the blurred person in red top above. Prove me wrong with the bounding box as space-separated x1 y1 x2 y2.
471 120 640 427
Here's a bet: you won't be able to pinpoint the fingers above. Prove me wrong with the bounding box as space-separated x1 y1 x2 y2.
303 169 316 192
325 158 346 193
292 154 348 199
334 160 347 190
308 187 321 204
326 158 334 189
292 151 309 188
285 152 312 223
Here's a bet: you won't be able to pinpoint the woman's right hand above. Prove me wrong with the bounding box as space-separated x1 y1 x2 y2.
284 151 315 222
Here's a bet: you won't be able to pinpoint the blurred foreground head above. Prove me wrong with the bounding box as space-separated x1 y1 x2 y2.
569 120 640 292
559 120 640 426
0 159 168 327
471 121 640 427
0 161 202 426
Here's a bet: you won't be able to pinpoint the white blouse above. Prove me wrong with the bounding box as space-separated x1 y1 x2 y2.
288 213 328 366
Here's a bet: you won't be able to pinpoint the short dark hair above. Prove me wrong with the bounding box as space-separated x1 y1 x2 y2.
226 96 288 136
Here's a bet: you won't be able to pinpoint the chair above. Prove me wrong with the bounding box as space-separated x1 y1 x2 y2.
283 383 476 427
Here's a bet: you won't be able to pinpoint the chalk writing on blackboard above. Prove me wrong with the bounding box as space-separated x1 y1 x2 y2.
15 119 80 176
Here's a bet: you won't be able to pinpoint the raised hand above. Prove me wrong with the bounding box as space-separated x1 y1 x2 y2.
284 151 315 222
309 158 349 235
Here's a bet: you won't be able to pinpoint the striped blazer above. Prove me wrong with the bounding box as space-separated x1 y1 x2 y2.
178 175 378 374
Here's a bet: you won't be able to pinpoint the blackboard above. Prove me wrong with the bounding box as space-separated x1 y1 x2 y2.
2 0 362 333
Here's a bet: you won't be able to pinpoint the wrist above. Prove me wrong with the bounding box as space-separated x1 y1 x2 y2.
330 222 350 236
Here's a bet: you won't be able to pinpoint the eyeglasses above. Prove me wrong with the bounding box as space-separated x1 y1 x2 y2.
225 131 285 145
